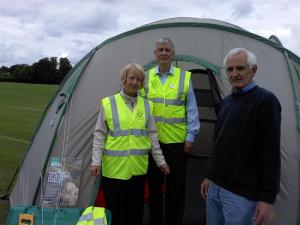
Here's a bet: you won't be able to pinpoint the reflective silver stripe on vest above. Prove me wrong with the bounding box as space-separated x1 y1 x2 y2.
154 116 186 124
79 213 93 221
86 213 93 221
104 149 150 157
154 116 164 122
177 70 185 99
79 216 86 222
151 98 164 103
108 95 150 137
109 96 120 130
165 99 185 106
146 69 187 106
144 71 150 98
79 212 104 224
108 129 148 137
144 99 150 127
150 98 185 106
94 218 104 225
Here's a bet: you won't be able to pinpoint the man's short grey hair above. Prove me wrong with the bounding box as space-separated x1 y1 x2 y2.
223 48 257 69
156 37 175 49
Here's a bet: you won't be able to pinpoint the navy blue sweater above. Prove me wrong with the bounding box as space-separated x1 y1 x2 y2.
206 86 281 204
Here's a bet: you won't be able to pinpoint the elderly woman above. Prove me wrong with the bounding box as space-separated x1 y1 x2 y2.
91 63 169 225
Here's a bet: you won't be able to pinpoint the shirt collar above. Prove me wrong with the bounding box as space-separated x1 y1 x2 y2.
242 81 257 93
155 65 174 76
120 89 138 102
232 81 257 95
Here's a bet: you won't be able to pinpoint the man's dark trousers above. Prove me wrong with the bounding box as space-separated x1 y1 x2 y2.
148 142 187 225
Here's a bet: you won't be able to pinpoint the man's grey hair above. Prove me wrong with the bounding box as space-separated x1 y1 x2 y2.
223 48 257 69
156 37 175 49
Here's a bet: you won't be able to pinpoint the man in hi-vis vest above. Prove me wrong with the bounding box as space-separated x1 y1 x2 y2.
140 37 200 225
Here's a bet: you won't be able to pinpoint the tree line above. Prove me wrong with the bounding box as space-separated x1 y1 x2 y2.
0 57 73 84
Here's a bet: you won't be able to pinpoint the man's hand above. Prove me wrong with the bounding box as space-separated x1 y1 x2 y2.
200 178 210 200
91 165 100 176
253 201 275 225
184 141 193 153
159 164 170 175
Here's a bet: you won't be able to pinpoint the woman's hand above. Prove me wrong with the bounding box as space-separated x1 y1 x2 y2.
91 165 100 176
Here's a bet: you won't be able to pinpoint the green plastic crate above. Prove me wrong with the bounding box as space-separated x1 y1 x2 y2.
5 205 84 225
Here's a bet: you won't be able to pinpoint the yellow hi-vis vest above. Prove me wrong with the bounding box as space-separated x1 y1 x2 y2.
102 93 153 180
76 206 108 225
140 66 191 144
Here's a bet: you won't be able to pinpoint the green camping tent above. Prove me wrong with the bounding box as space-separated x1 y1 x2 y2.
8 17 300 225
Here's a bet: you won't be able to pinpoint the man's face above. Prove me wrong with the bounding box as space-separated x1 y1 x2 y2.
225 52 257 89
154 42 175 66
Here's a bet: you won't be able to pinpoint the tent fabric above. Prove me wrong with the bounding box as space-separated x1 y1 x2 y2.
9 17 300 225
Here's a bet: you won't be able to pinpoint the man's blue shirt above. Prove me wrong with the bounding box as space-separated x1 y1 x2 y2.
242 81 257 93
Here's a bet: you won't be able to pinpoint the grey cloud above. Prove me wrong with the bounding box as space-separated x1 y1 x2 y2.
1 0 299 67
100 0 121 3
0 43 17 65
0 0 43 24
0 41 43 66
65 13 119 33
287 25 300 56
39 1 120 37
69 50 89 66
231 0 253 19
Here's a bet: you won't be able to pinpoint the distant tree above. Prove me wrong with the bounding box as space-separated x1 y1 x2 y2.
32 57 58 83
50 57 58 72
57 57 72 83
1 56 73 84
0 65 15 81
10 64 33 82
0 66 9 73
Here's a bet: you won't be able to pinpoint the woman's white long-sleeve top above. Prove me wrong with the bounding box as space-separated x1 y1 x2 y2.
92 90 166 168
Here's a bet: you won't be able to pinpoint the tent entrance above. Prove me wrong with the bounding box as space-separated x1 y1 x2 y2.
171 59 222 158
184 68 222 225
190 68 222 157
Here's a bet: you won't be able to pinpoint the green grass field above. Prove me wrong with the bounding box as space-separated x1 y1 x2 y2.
0 82 58 224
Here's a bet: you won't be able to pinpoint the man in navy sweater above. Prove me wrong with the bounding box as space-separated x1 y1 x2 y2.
201 48 281 225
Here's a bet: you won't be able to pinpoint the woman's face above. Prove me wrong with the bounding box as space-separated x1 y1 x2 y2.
123 68 143 97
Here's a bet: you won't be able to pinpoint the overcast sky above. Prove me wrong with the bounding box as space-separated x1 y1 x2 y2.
0 0 299 67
